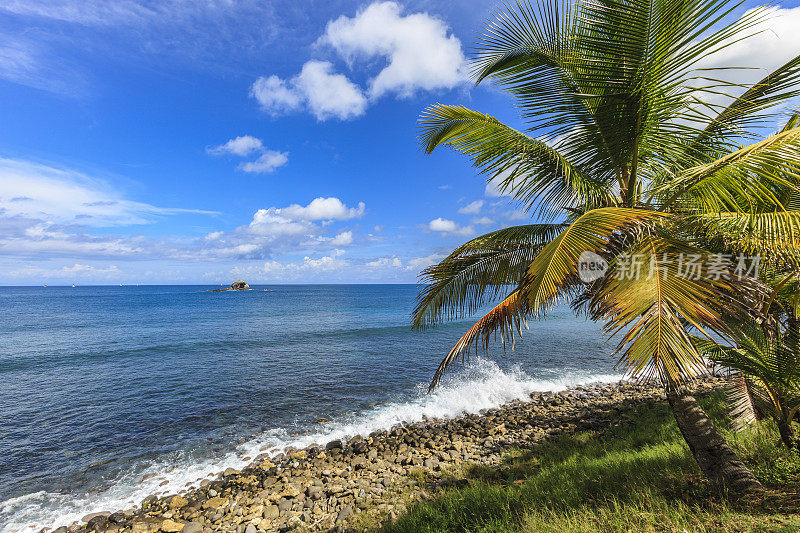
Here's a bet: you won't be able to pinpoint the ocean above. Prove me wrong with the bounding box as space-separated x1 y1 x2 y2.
0 285 621 532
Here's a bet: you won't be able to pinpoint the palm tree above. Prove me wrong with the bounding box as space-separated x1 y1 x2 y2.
695 323 800 449
414 0 800 497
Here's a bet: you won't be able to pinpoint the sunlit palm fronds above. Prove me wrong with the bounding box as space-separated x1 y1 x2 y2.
418 105 616 217
523 208 667 313
413 224 566 330
428 290 528 391
588 236 759 382
688 211 800 263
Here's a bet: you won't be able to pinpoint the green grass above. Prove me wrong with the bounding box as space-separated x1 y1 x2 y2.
380 392 800 533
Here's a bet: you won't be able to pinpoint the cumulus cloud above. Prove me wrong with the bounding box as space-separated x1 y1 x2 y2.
279 197 365 221
236 249 350 281
0 166 364 263
428 217 474 236
330 230 354 246
472 216 494 225
207 135 288 174
250 1 467 121
458 200 483 215
319 1 467 98
251 60 367 121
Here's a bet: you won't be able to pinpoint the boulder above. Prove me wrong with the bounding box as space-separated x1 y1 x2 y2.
230 280 250 290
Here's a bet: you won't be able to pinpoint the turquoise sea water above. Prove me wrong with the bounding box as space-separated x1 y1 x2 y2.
0 285 620 531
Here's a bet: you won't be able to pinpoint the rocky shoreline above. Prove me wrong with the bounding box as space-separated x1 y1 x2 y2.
52 377 727 533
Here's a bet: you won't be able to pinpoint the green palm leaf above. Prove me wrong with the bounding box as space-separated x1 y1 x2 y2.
413 223 566 330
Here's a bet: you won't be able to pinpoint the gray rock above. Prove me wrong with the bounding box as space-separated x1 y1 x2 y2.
326 439 343 450
181 523 203 533
336 505 354 524
244 524 257 533
277 498 292 512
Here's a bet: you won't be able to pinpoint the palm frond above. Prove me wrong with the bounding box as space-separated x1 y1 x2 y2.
590 236 760 383
413 223 566 330
522 207 667 313
658 127 800 212
429 290 527 391
688 54 800 159
418 105 615 216
689 211 800 264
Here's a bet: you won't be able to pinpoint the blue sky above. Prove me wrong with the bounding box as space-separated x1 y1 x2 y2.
1 0 799 285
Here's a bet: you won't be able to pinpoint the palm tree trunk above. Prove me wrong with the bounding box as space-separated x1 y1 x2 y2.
777 418 797 449
667 390 763 497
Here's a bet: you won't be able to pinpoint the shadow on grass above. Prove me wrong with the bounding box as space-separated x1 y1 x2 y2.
375 392 800 533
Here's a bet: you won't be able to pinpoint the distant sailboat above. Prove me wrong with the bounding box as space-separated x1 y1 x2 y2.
72 284 75 288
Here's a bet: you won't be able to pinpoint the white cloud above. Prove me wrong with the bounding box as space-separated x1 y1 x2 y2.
249 75 304 114
207 135 264 156
428 217 474 236
695 7 800 91
251 60 367 121
248 209 312 237
507 210 527 221
472 216 494 225
458 200 483 215
0 157 216 227
239 249 350 280
279 197 365 221
320 1 467 98
8 263 122 279
438 184 452 190
208 135 288 174
296 60 368 120
429 217 457 232
367 256 402 268
238 150 289 174
250 1 467 120
330 230 354 246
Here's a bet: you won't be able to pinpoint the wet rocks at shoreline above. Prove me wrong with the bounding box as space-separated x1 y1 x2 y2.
54 378 727 533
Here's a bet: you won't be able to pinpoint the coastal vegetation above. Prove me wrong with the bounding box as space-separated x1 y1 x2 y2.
384 388 800 533
413 0 800 498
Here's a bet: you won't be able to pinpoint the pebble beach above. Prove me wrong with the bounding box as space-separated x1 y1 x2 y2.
49 377 727 533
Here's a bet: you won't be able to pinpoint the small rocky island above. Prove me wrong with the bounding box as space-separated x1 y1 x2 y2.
208 280 250 292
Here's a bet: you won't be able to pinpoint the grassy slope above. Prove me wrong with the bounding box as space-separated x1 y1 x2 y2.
381 392 800 533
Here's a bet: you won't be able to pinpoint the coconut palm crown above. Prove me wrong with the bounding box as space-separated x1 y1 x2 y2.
414 0 800 395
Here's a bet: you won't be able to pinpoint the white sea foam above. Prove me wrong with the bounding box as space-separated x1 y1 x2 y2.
0 359 622 533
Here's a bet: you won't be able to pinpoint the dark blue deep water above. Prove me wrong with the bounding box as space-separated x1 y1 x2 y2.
0 285 619 531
